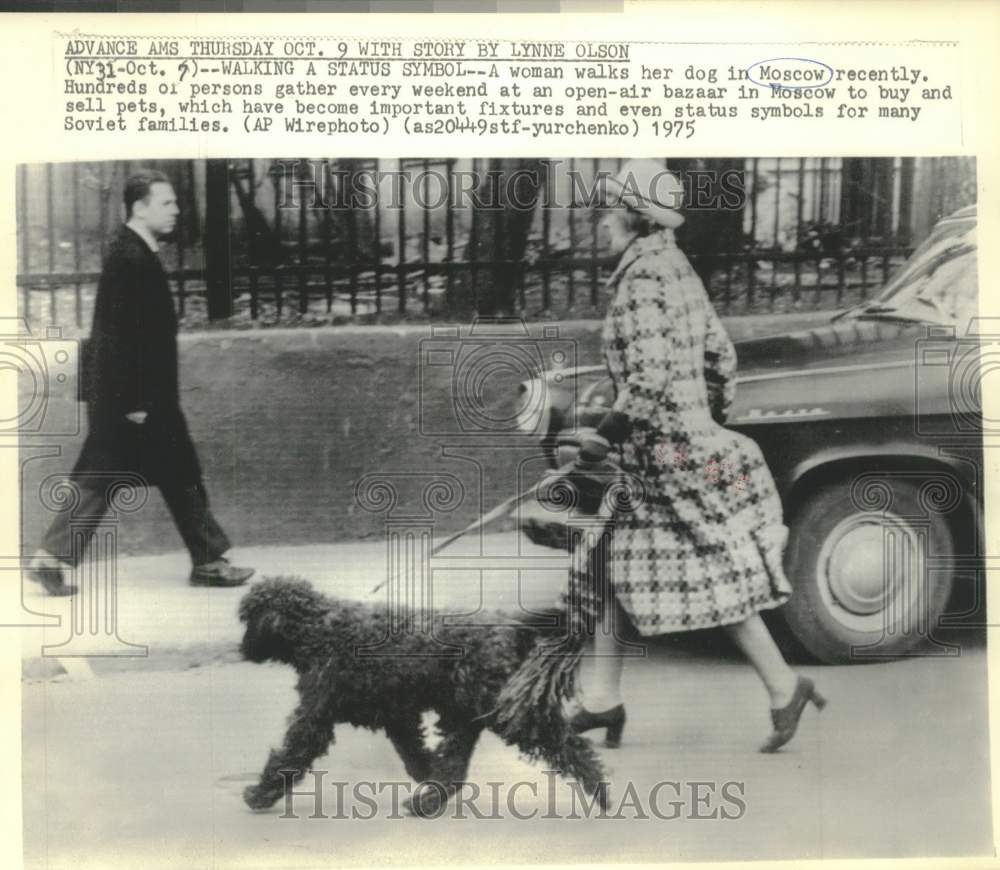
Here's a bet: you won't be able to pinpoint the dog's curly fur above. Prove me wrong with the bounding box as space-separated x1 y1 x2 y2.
238 576 608 816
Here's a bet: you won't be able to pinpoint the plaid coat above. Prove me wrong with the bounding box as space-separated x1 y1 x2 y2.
600 229 792 635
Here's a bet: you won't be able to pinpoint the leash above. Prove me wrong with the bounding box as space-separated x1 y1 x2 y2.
368 461 578 595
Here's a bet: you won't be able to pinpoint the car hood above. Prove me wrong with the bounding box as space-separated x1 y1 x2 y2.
734 316 921 374
546 315 959 428
726 317 934 424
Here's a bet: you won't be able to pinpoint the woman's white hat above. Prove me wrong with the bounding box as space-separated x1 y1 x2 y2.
604 159 685 228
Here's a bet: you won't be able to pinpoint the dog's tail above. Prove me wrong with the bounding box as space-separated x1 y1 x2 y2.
489 633 584 760
490 555 597 757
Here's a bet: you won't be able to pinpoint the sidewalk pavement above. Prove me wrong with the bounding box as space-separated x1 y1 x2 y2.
20 532 575 676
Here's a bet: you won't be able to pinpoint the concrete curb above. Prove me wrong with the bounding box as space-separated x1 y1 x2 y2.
19 536 575 676
173 310 834 342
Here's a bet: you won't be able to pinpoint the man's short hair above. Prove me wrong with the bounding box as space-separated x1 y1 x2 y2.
124 170 171 218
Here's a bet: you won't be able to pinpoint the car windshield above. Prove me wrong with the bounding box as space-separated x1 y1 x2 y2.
847 218 978 326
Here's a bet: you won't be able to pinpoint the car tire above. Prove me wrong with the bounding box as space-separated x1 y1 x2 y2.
781 476 956 664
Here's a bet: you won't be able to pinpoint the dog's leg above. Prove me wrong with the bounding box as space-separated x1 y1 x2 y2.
405 722 483 818
384 711 434 783
244 684 337 810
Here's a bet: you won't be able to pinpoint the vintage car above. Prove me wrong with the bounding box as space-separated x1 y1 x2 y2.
518 205 982 663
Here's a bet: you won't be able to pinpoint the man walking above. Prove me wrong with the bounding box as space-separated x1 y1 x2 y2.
28 169 254 595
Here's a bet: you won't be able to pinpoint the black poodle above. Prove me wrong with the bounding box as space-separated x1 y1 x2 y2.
238 576 608 817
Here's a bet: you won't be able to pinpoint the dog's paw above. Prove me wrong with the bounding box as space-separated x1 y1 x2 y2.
243 783 280 811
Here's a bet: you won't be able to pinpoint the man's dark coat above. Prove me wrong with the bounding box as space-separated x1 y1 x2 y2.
76 226 201 486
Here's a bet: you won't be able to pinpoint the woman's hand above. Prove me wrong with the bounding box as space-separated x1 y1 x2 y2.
577 430 611 464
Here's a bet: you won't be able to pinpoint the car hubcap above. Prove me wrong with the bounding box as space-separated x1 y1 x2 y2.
817 511 926 633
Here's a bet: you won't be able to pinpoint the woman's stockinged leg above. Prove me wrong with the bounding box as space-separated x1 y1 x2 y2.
581 534 627 712
579 620 626 712
580 612 797 709
723 614 798 708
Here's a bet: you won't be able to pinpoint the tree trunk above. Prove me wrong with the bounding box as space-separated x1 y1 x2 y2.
670 158 746 289
204 159 233 320
462 159 546 316
332 159 378 262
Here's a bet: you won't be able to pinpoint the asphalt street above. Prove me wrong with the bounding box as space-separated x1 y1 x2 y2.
19 536 994 868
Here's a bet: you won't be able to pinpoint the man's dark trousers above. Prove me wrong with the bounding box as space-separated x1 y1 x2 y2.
41 474 231 569
40 225 232 568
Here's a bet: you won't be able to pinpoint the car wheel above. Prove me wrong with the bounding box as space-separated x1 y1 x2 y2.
782 477 956 664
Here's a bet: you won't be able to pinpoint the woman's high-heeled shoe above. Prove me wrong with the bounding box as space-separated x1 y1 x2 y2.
570 704 626 748
760 676 827 753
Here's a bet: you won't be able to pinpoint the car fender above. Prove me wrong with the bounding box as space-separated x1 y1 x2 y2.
785 442 981 542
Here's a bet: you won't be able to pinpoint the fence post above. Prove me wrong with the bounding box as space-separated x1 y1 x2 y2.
204 159 233 320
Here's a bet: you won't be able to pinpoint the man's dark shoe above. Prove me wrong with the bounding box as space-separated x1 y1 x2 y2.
190 558 254 588
27 565 78 597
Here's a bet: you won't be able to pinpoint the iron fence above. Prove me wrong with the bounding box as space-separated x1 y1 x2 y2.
15 156 976 333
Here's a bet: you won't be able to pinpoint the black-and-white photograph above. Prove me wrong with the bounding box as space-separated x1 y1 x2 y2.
14 154 989 866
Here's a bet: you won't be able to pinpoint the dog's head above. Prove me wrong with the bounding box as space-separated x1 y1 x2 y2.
238 576 329 665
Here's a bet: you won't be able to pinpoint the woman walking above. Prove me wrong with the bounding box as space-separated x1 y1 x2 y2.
569 159 826 753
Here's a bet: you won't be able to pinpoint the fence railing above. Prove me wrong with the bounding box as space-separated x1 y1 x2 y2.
16 156 972 332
